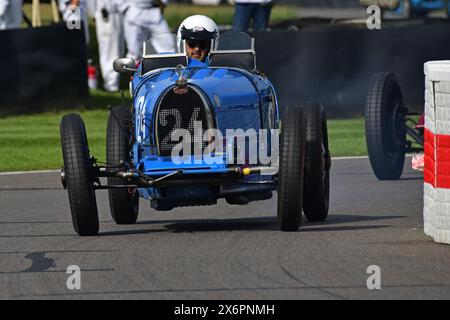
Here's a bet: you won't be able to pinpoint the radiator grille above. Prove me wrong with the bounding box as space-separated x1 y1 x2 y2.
156 87 212 156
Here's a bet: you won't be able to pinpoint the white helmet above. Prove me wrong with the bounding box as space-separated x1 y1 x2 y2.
177 15 219 53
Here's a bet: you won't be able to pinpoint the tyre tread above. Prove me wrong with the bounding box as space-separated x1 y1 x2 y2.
277 107 306 231
60 114 99 236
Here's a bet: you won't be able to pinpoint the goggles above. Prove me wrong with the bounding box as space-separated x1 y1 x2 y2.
186 40 211 50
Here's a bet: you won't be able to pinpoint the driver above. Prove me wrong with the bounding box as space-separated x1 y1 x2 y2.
177 15 219 63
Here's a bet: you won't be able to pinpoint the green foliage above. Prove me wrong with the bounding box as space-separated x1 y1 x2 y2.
0 109 107 172
0 105 367 172
328 118 368 157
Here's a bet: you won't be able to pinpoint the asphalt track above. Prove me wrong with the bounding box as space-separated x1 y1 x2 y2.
0 157 449 300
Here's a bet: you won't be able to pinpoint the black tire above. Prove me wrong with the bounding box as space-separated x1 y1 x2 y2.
302 102 331 222
277 107 306 231
107 106 139 225
365 73 407 181
60 114 99 236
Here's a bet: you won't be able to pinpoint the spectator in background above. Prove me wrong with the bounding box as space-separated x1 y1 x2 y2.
0 0 23 30
59 0 90 43
233 0 273 32
92 0 125 92
119 0 173 61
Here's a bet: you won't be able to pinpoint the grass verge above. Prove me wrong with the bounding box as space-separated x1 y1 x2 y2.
0 106 367 172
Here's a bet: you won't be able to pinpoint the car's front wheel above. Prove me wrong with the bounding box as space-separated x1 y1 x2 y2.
60 114 99 236
277 107 306 231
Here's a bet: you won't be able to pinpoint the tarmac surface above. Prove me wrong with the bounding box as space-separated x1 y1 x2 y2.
0 157 449 300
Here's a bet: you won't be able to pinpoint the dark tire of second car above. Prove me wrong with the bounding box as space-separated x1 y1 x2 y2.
365 73 407 181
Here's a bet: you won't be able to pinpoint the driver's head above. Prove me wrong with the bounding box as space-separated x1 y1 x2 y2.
177 15 219 62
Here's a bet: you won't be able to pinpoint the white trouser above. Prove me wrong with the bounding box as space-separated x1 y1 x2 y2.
123 7 172 60
95 10 125 91
59 0 90 44
0 0 23 30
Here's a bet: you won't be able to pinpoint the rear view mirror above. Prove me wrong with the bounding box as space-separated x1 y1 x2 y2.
113 58 137 75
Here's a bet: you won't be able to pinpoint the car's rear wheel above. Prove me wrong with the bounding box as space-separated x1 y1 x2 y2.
60 114 99 236
365 73 407 180
277 107 306 231
107 106 139 225
302 102 331 222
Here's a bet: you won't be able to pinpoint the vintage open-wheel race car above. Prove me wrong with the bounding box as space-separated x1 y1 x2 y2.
60 32 331 236
364 72 424 180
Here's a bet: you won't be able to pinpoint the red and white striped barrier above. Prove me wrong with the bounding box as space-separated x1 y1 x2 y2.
424 61 450 245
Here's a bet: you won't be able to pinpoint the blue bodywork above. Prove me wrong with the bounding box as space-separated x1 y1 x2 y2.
128 58 280 207
394 0 449 15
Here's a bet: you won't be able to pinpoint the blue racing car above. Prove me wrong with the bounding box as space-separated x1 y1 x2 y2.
361 0 450 19
59 30 331 236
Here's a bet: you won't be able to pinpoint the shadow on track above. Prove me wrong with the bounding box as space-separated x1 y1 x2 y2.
0 215 403 238
165 217 279 233
398 176 423 181
100 214 402 235
164 218 390 233
307 214 405 226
